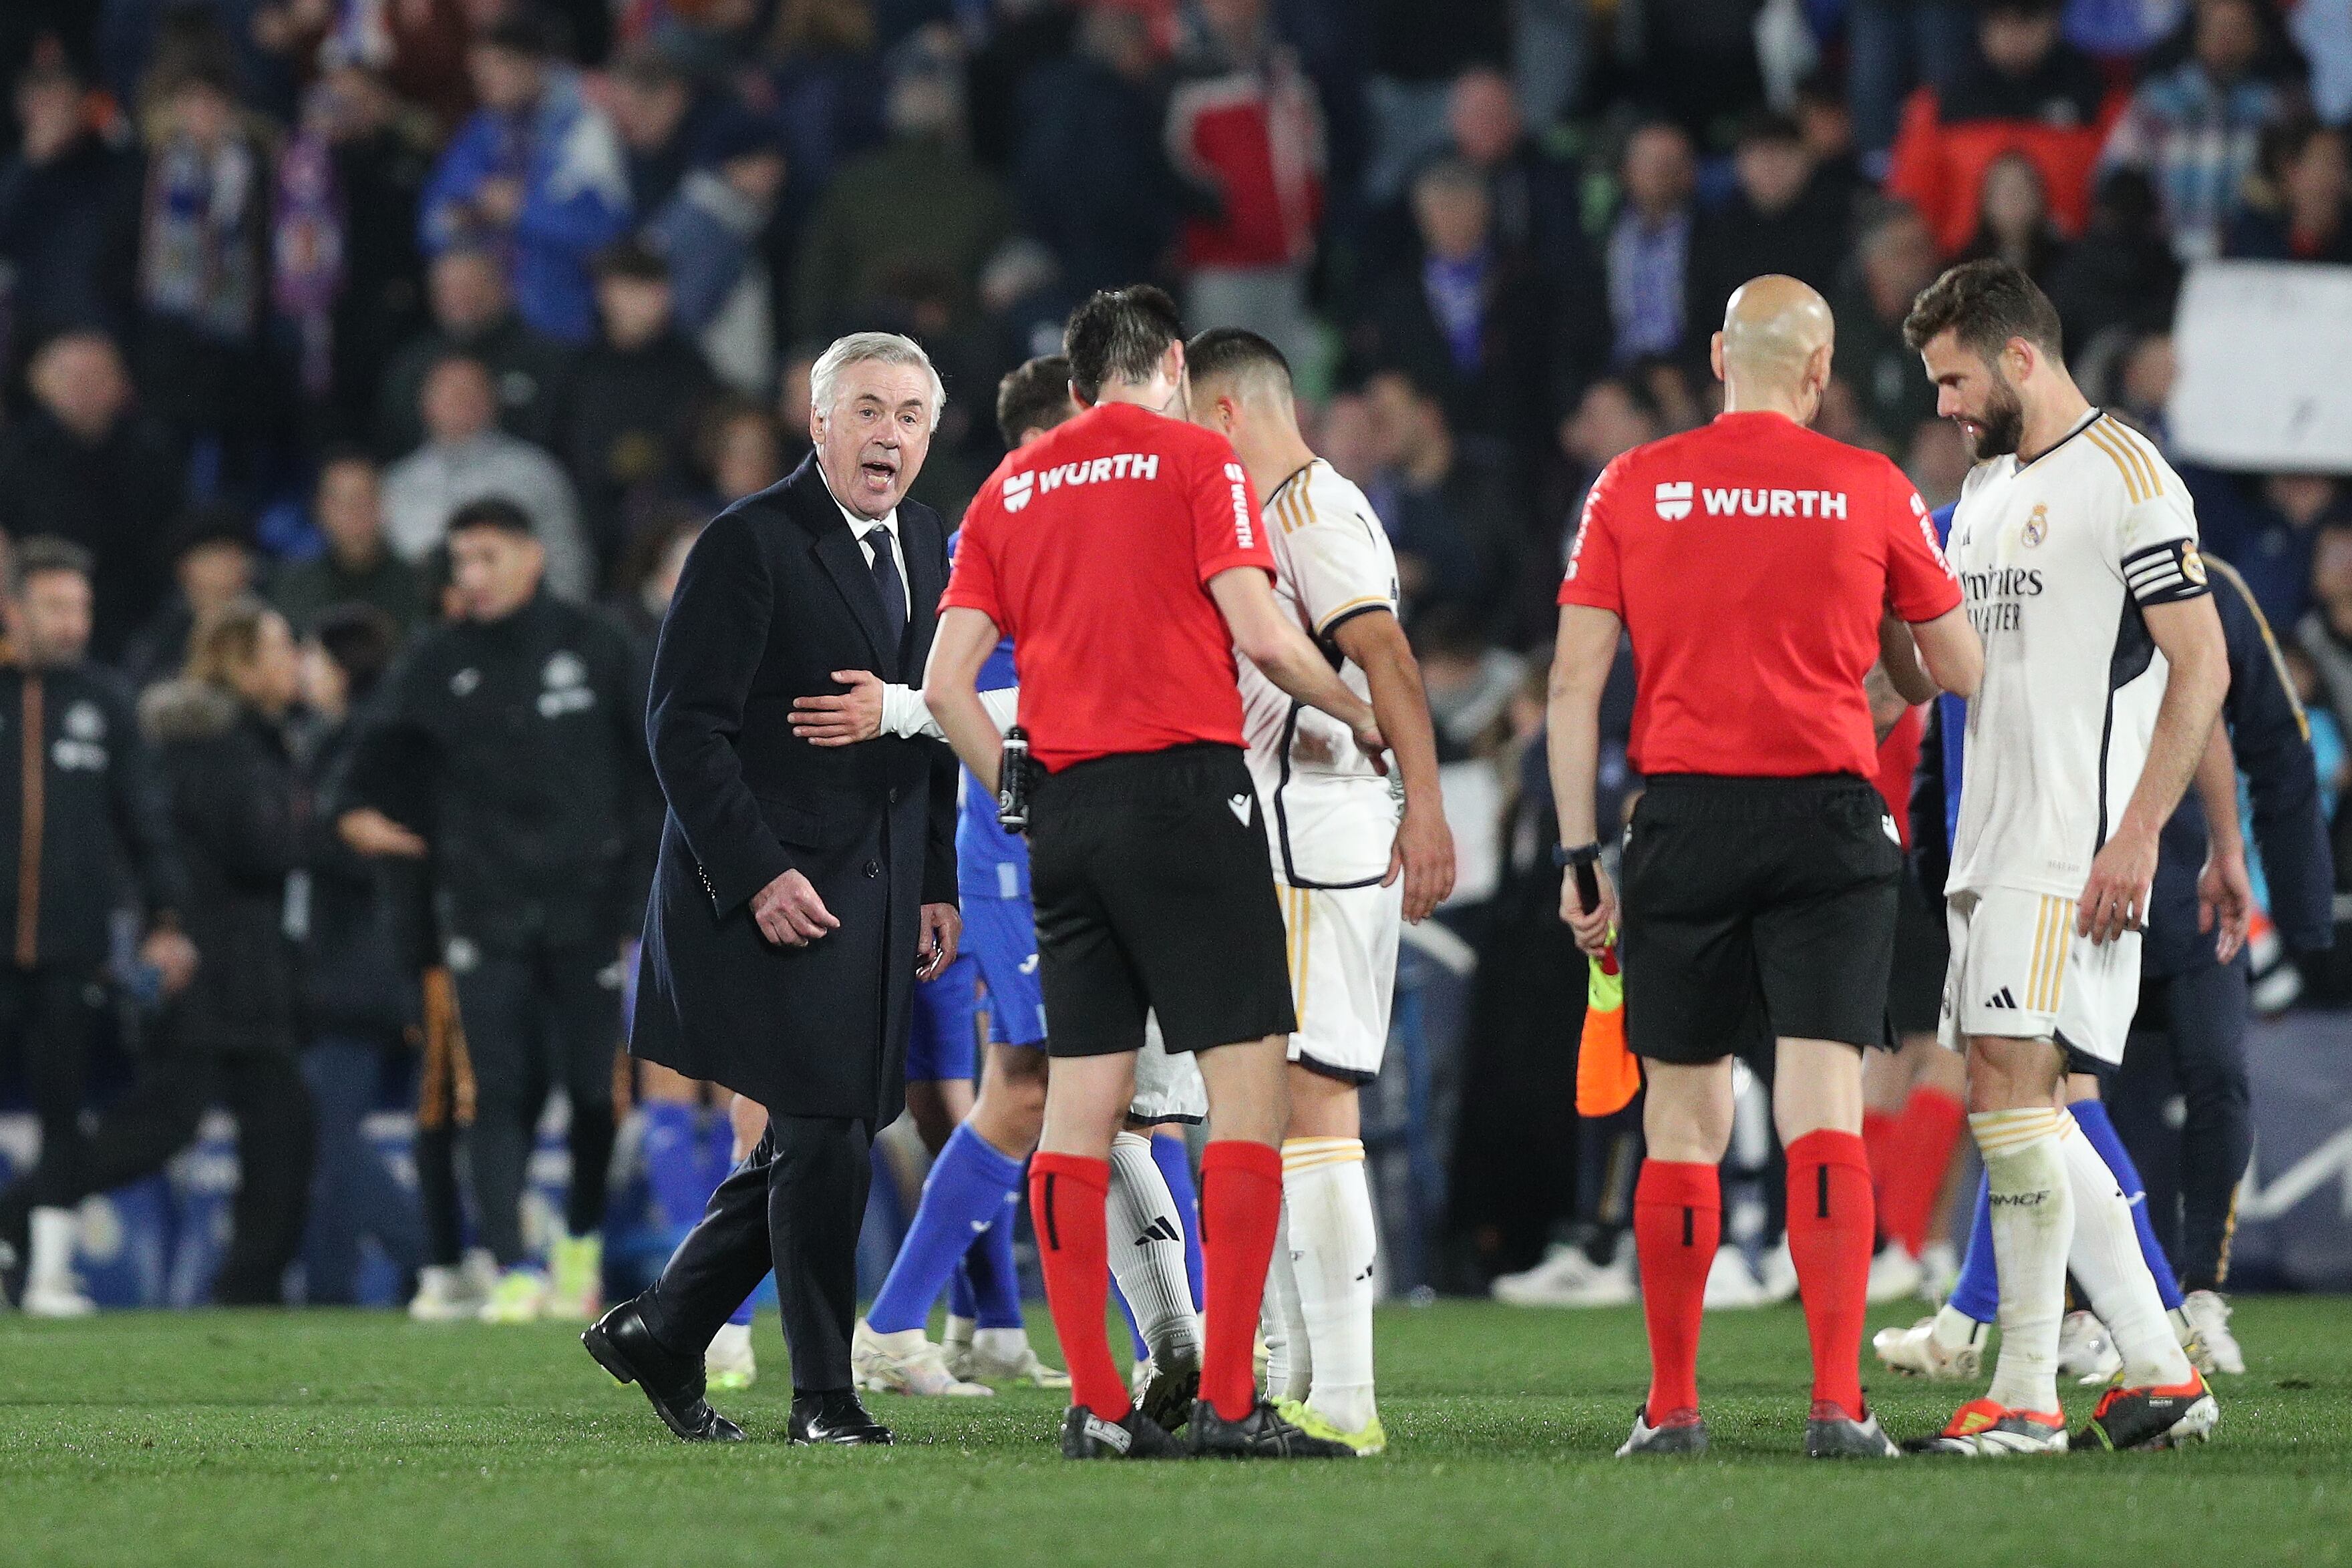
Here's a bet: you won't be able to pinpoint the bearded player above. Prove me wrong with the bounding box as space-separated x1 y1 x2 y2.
1901 259 2226 1454
1184 329 1456 1456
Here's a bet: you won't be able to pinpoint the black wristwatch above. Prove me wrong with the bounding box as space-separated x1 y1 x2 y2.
1552 841 1602 869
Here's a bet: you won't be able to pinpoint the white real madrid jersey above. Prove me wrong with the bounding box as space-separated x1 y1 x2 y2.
1945 410 2210 900
1236 459 1405 888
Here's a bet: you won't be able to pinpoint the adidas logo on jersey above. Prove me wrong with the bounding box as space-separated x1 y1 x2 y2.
1984 987 2019 1010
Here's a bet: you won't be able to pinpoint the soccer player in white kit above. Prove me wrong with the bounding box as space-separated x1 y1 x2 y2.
1902 260 2230 1454
1185 329 1456 1456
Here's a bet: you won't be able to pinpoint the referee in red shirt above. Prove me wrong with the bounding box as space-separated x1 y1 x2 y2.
926 286 1381 1461
1548 276 1983 1460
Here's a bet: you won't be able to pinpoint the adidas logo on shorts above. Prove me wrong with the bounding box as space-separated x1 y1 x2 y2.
1984 987 2019 1010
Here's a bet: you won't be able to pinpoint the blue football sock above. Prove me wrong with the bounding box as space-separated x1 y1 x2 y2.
866 1123 1025 1335
1951 1174 2000 1326
963 1185 1025 1329
699 1109 742 1194
2071 1099 2184 1309
948 1259 979 1322
1148 1133 1204 1310
641 1103 713 1238
727 1292 755 1328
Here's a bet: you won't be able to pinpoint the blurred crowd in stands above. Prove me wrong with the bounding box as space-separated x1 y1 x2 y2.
0 0 2346 1306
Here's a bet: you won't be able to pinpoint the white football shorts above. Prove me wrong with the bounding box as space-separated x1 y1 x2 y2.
1129 1013 1207 1125
1938 886 2142 1067
1276 877 1403 1084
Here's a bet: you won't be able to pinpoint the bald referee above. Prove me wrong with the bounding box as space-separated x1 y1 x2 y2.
1549 276 1983 1459
927 286 1381 1461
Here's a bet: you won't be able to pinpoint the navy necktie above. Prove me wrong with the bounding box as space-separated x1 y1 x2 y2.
866 525 908 658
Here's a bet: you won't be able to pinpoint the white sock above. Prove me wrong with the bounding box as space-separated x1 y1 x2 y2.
1284 1137 1377 1431
27 1206 77 1292
1106 1132 1200 1366
2058 1115 2195 1388
1263 1199 1309 1400
1971 1108 2071 1416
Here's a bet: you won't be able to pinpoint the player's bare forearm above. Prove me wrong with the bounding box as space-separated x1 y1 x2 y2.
2194 719 2244 855
1546 606 1621 848
1909 604 1983 700
2117 596 2231 846
1333 612 1442 813
1875 609 1937 707
922 606 1006 793
1865 661 1910 744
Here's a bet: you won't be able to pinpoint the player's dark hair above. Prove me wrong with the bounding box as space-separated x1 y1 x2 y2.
995 355 1075 445
1902 258 2064 362
446 497 537 540
10 536 93 596
1184 328 1293 399
1063 285 1184 403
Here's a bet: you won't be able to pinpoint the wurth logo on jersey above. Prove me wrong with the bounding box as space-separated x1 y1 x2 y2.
1655 481 1693 520
1226 461 1255 548
1701 487 1849 519
1000 452 1164 514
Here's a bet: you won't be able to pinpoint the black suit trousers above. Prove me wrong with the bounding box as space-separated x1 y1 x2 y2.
638 1112 874 1393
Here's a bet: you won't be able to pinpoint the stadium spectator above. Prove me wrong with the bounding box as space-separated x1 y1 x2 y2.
1846 0 1976 164
2098 0 2285 260
140 599 317 1306
1555 377 1663 566
418 13 631 346
0 55 134 359
692 396 788 507
607 43 717 217
0 536 194 1316
1438 67 1595 293
1361 370 1529 640
1793 69 1872 217
287 58 436 447
640 116 788 395
790 27 1013 343
1884 0 2115 254
2044 166 2184 347
123 504 259 695
1012 6 1183 300
0 331 181 660
1957 151 2069 284
2186 471 2350 629
552 238 720 576
1349 156 1563 458
132 55 282 497
269 448 428 636
2226 118 2352 262
1685 114 1851 333
1603 121 1696 366
376 244 572 458
1166 0 1327 370
293 604 427 1306
381 353 593 600
1833 200 1944 448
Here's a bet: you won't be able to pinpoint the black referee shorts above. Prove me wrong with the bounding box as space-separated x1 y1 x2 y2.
1028 742 1296 1059
1888 866 1950 1038
1619 773 1902 1065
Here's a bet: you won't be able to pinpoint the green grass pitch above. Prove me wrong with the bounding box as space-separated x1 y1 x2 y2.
2 1296 2347 1567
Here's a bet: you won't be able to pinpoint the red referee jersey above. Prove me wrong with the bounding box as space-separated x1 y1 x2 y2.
944 401 1273 771
1558 410 1961 780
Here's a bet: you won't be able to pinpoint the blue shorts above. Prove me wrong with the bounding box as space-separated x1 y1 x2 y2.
906 954 983 1083
966 895 1047 1049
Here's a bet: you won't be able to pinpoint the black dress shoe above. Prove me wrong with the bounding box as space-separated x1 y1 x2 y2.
789 1389 893 1446
582 1298 745 1443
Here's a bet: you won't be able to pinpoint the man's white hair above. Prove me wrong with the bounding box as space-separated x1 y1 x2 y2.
809 332 947 430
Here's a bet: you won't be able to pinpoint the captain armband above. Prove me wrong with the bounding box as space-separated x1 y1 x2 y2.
2123 539 2212 607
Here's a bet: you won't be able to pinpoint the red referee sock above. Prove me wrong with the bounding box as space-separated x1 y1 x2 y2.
1632 1159 1719 1424
1786 1129 1874 1421
1880 1087 1966 1258
1028 1152 1129 1419
1199 1140 1283 1423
